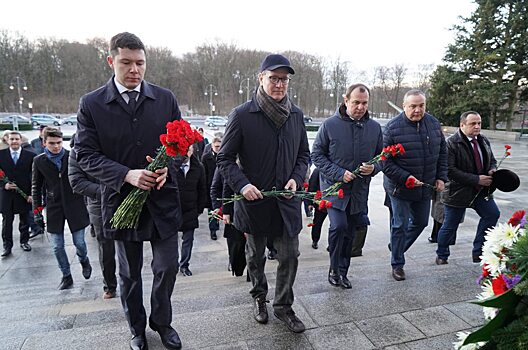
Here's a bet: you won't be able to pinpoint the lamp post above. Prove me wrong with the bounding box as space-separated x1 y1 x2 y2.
238 77 251 102
329 87 343 110
204 84 218 116
9 76 28 130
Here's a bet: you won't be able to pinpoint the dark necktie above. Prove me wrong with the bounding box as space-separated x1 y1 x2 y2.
471 138 483 174
126 90 138 113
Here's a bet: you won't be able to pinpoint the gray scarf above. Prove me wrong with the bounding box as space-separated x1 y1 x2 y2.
255 85 292 129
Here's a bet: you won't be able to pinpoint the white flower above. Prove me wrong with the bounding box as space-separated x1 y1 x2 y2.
496 224 520 249
481 249 503 276
482 306 498 320
453 331 487 349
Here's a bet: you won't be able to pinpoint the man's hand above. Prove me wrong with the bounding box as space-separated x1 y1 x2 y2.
5 182 17 190
223 214 231 225
342 170 357 183
488 168 497 175
435 179 445 192
146 155 168 190
358 163 374 176
242 184 263 201
27 196 33 204
478 175 493 187
125 169 162 190
283 179 297 199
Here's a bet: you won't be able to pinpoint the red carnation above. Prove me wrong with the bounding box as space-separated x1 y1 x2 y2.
0 170 4 178
481 265 490 278
405 177 416 189
318 200 327 210
507 210 525 226
390 145 397 156
491 275 509 295
337 189 344 199
380 155 387 161
33 208 39 215
314 190 322 200
325 201 333 209
504 145 511 150
307 223 315 227
303 182 309 190
506 151 511 156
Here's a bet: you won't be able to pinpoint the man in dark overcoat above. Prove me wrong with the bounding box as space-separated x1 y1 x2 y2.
32 127 92 290
311 83 383 289
75 32 182 350
0 131 35 257
201 136 222 240
217 54 310 333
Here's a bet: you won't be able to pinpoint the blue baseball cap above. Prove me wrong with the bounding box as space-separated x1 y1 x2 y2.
260 54 295 74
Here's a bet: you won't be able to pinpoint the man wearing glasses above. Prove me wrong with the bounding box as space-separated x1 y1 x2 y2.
217 54 310 333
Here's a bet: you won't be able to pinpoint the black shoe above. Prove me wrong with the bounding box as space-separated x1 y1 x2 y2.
387 243 391 251
180 267 192 276
29 230 43 239
149 320 182 350
253 297 269 324
273 309 306 333
326 246 330 252
350 251 362 257
339 275 352 289
130 333 148 350
392 267 406 281
328 269 340 287
435 257 448 265
20 243 32 251
58 275 73 290
428 237 437 243
1 248 12 257
81 259 92 279
472 255 481 263
311 242 318 249
267 248 277 260
210 231 217 240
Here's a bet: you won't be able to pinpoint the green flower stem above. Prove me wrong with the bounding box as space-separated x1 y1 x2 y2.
110 146 170 229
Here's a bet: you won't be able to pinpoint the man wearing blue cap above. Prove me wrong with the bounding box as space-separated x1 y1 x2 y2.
217 54 310 333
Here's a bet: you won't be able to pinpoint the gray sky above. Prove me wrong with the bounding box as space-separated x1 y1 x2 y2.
1 0 476 73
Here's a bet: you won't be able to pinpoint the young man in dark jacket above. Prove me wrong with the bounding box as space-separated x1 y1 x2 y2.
436 111 499 265
32 127 92 290
201 136 222 240
176 146 206 276
312 83 383 289
383 89 447 281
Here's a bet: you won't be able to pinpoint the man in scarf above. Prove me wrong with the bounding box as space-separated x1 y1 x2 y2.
217 54 310 333
31 127 92 290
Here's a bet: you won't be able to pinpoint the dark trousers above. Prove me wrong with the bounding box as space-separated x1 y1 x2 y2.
327 207 359 276
27 210 43 235
310 208 328 244
116 234 179 336
88 203 117 293
2 211 30 249
246 231 299 312
351 226 368 256
180 229 194 268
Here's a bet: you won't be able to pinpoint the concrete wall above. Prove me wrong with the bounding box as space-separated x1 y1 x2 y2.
442 126 520 141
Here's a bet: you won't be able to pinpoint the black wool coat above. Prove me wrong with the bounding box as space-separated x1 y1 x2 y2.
0 148 35 214
175 155 206 231
217 97 310 237
32 150 90 233
75 78 182 241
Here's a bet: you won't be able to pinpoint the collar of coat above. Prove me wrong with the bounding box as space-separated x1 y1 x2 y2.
103 77 157 104
247 96 302 116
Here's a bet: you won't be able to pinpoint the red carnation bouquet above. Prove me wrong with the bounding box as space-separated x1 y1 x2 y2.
0 168 30 201
111 119 203 229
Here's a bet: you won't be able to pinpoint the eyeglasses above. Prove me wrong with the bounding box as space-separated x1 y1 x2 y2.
267 76 291 85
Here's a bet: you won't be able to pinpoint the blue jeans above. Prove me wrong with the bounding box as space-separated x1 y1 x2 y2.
389 195 430 268
437 193 499 260
49 229 89 277
327 207 360 276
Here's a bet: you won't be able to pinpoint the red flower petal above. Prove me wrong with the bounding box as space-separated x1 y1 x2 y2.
337 189 344 199
314 190 322 200
504 145 511 150
405 177 416 189
325 201 333 209
491 275 509 295
318 200 326 210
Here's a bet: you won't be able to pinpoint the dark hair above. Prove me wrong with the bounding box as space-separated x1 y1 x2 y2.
109 32 146 57
42 127 63 140
345 83 370 99
460 111 481 123
8 131 22 138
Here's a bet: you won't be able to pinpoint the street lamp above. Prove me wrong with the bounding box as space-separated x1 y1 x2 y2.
329 89 343 110
238 77 251 102
204 84 218 116
289 86 299 105
9 76 28 130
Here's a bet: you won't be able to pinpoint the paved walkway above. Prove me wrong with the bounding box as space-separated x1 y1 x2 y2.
0 139 526 349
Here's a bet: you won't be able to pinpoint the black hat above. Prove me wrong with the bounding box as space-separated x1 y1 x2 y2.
260 54 295 74
490 169 520 193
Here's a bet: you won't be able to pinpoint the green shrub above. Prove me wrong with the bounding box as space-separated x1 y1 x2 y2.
305 125 319 132
0 124 33 131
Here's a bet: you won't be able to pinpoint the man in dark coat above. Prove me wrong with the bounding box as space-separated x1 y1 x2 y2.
0 131 35 257
32 127 92 289
176 146 206 277
201 136 222 240
436 111 499 265
312 83 383 289
68 136 117 299
383 89 447 281
217 54 310 333
75 32 182 350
